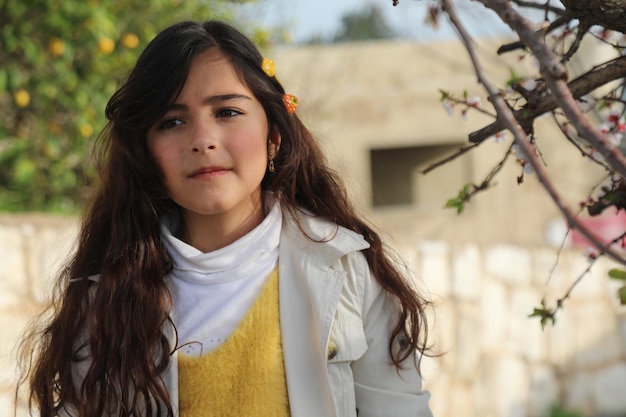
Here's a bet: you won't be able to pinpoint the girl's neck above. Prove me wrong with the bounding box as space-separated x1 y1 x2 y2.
177 200 266 253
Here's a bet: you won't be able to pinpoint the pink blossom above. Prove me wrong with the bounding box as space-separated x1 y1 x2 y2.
511 143 524 160
491 130 507 143
467 96 481 107
584 246 598 262
520 78 538 91
551 26 573 40
577 96 593 112
608 133 623 146
512 148 535 175
607 112 621 125
522 161 535 175
606 112 626 132
590 27 622 43
443 100 454 116
600 29 620 42
512 136 534 160
579 197 595 208
590 150 605 163
597 123 611 134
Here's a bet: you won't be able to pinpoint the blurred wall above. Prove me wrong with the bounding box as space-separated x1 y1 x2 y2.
271 38 609 247
1 217 625 417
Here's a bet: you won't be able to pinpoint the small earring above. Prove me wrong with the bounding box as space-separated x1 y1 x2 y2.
268 158 275 173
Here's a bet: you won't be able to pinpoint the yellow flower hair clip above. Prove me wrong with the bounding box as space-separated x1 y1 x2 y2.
261 58 275 77
262 57 298 114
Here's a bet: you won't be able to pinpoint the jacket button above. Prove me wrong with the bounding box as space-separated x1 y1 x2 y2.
327 341 338 360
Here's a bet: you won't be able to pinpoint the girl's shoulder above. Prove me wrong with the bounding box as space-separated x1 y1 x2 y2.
281 208 370 259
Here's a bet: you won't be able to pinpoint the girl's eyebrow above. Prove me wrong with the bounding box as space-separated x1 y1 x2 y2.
166 94 252 111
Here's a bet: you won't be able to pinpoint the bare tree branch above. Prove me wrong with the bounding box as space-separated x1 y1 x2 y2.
421 142 481 174
468 55 626 143
496 14 572 55
561 22 590 62
440 0 626 265
480 0 626 180
560 0 626 33
550 112 612 172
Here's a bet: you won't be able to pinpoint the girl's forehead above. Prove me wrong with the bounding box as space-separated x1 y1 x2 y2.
186 49 224 76
188 48 253 86
195 47 227 64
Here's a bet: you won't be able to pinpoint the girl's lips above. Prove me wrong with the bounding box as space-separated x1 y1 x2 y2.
188 166 230 178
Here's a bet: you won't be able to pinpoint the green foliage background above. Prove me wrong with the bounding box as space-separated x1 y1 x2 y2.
0 0 262 213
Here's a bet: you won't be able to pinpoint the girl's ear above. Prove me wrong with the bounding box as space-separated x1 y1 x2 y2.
268 128 281 156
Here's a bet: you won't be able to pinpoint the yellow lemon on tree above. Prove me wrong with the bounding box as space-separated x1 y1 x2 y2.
14 89 30 108
98 37 115 54
121 32 139 49
80 123 94 137
49 38 66 56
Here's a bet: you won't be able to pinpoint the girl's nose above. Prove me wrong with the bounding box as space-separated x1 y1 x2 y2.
192 144 215 152
190 120 217 153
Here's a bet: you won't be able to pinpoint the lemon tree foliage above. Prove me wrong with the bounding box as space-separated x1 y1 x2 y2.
0 0 252 212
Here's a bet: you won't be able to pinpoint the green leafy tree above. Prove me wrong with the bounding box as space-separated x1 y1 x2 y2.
333 4 397 42
304 4 397 44
0 0 258 212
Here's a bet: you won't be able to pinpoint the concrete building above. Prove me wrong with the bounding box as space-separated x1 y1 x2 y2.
271 38 608 248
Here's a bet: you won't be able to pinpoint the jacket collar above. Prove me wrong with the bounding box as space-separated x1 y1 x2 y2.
281 208 370 264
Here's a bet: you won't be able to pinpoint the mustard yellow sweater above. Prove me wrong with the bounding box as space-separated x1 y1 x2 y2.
177 269 290 417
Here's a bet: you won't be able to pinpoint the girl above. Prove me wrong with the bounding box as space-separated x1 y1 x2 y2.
21 20 433 417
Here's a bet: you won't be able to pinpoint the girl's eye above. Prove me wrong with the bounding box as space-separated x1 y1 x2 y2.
216 108 242 118
157 118 184 130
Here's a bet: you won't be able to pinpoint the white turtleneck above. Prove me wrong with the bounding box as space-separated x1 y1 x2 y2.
162 197 282 357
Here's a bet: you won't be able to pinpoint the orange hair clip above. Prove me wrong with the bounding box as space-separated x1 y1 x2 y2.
283 94 298 114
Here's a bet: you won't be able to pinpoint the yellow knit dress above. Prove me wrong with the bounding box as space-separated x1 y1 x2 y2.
177 269 291 417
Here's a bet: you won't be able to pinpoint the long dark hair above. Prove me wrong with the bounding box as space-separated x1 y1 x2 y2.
20 20 432 417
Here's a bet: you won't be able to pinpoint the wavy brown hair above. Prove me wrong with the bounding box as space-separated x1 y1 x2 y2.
20 20 432 417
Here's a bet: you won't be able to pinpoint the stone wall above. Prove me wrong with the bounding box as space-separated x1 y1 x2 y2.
1 215 625 417
0 215 79 416
411 242 626 417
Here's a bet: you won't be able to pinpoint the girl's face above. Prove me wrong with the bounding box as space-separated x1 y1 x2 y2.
147 48 279 234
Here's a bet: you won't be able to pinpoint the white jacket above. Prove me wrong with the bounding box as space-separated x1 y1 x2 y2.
68 210 433 417
161 210 433 417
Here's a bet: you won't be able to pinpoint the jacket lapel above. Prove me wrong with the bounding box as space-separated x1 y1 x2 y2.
279 241 342 417
278 212 369 417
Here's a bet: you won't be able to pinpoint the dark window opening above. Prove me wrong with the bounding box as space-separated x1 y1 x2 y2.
370 144 471 208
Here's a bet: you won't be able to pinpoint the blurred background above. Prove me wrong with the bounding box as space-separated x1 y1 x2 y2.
1 1 625 416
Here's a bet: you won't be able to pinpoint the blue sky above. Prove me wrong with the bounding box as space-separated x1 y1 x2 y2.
233 0 511 43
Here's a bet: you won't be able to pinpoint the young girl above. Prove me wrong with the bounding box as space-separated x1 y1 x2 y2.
21 20 433 417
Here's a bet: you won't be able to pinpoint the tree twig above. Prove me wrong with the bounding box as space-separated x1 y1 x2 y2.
557 230 626 307
469 51 626 145
497 15 572 55
550 112 612 172
421 142 481 174
480 0 626 180
562 22 590 62
441 0 626 265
